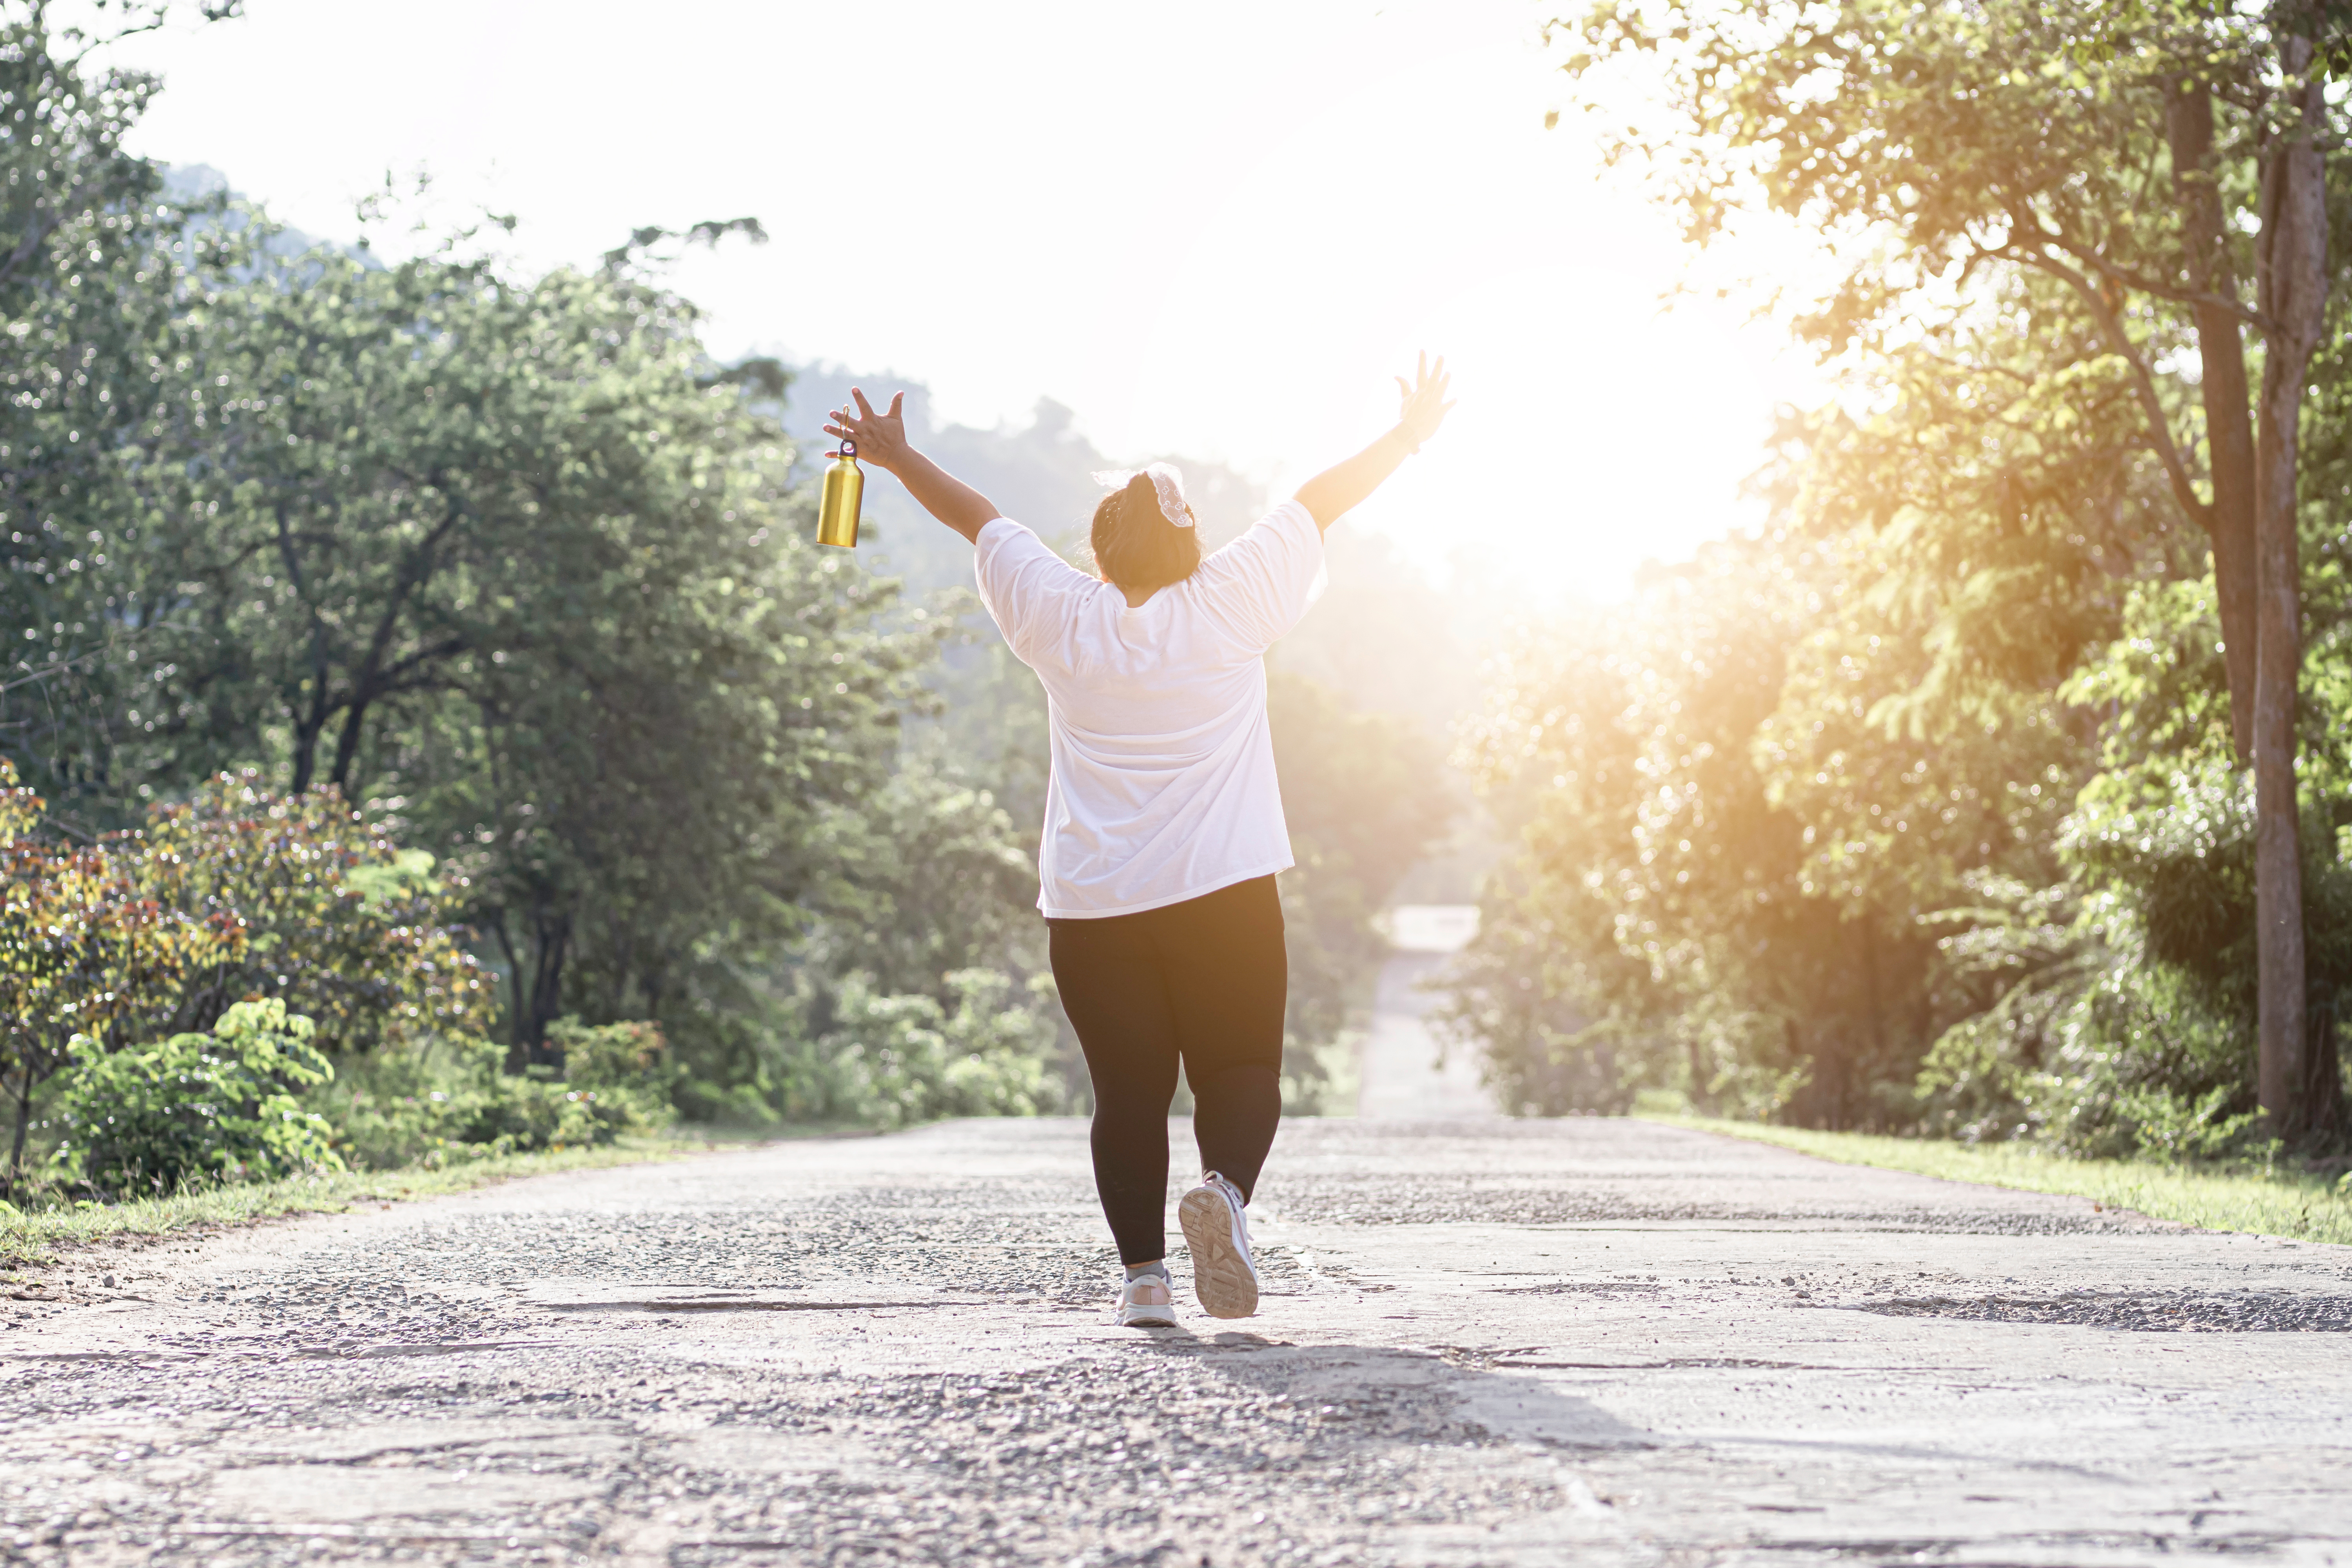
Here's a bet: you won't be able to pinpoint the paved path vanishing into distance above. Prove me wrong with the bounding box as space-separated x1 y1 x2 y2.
5 1113 2350 1568
1355 906 1490 1124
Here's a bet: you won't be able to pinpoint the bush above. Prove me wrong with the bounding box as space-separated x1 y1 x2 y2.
310 1021 673 1170
786 968 1063 1129
546 1017 678 1128
135 771 492 1051
1916 960 2279 1164
51 999 344 1197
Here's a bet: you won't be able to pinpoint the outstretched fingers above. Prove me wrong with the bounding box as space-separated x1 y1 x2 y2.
1392 351 1456 449
1402 353 1448 402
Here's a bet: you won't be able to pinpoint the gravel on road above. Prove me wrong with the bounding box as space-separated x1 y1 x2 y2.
5 1117 2348 1567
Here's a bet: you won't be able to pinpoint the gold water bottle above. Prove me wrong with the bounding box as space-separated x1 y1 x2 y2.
816 438 862 548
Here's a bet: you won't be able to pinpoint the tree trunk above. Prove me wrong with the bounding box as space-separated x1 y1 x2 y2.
519 907 572 1069
492 912 528 1070
2167 81 2260 760
289 710 325 795
329 693 371 795
278 499 334 796
2251 37 2327 1142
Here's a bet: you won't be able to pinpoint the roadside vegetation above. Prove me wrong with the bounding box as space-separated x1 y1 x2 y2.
0 1125 811 1268
1442 2 2352 1171
1655 1114 2352 1247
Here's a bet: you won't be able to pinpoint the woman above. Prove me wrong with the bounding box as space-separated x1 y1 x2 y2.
822 356 1454 1327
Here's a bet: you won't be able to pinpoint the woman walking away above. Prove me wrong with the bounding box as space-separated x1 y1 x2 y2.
822 356 1454 1328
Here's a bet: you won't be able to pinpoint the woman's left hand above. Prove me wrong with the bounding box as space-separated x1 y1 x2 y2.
822 388 911 473
1395 352 1454 452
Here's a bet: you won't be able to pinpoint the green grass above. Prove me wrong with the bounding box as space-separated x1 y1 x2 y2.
1648 1114 2352 1246
0 1126 808 1268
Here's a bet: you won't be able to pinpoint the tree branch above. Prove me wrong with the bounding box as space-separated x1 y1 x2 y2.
2024 222 2274 334
2000 235 2217 539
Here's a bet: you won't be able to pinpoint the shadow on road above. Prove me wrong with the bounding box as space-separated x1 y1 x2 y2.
1109 1327 1659 1451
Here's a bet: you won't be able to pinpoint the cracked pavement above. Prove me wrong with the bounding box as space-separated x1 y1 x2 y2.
4 1117 2349 1566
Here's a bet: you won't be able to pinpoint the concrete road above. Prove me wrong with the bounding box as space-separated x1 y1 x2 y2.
1354 951 1491 1123
1357 907 1490 1122
5 1118 2349 1567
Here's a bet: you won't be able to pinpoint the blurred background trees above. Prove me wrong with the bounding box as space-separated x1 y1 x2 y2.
0 0 1452 1189
13 0 2344 1185
1446 0 2352 1156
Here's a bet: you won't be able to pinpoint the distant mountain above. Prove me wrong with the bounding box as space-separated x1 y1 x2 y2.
163 163 385 270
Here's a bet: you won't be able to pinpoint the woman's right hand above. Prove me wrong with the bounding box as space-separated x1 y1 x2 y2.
1293 353 1457 530
1395 352 1454 452
822 387 911 473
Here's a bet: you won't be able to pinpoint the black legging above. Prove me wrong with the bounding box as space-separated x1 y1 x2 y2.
1048 875 1286 1264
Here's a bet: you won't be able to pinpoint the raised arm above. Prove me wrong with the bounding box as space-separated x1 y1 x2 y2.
822 388 999 544
1292 353 1455 532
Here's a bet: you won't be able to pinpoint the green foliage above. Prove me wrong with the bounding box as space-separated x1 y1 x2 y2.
1906 576 2352 1158
49 998 342 1198
548 1017 675 1101
0 4 247 814
118 235 943 1065
131 771 491 1048
0 752 488 1188
1445 0 2352 1152
2 1 1461 1178
2 761 218 1171
308 1023 670 1171
793 757 1044 1003
786 968 1064 1129
0 7 941 1083
1444 534 1983 1126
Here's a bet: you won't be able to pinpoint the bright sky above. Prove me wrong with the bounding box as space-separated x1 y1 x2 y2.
104 0 1826 595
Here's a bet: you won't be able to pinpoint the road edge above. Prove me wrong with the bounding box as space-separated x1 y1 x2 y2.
1644 1113 2352 1246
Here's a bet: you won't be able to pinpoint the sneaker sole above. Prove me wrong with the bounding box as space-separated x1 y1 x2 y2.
1117 1306 1176 1329
1178 1187 1259 1319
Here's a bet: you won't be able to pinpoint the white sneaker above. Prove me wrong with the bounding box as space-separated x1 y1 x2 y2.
1116 1270 1176 1328
1178 1171 1260 1319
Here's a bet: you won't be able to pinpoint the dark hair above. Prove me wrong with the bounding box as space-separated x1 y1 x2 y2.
1090 473 1202 595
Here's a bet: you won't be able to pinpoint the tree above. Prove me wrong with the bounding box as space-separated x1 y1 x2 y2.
2249 25 2333 1135
1449 534 1974 1123
38 198 940 1065
0 0 247 818
0 0 1073 1133
339 257 945 1062
1552 0 2347 1139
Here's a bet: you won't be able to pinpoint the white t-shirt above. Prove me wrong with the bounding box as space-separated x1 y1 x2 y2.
973 499 1327 918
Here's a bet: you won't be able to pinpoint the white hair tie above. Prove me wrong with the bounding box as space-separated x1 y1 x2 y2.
1089 461 1193 528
